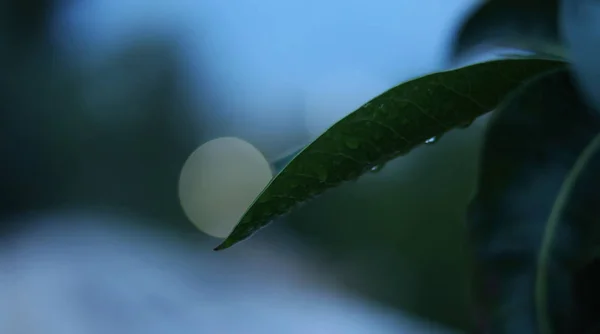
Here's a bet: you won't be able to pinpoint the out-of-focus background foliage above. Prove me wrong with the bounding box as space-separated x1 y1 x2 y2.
1 0 498 332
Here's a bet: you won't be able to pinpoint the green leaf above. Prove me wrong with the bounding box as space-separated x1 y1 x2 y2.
468 68 600 333
450 0 566 63
215 59 565 251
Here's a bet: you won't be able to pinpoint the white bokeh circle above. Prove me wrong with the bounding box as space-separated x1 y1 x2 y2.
178 137 273 238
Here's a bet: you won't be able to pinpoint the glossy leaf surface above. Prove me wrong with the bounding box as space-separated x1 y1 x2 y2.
215 59 565 250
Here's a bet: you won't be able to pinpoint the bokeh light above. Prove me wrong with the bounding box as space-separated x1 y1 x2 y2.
178 137 273 238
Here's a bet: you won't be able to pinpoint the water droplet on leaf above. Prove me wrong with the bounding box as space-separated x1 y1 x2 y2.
424 136 437 144
370 164 386 173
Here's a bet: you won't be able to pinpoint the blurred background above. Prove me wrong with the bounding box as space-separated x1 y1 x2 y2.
0 0 497 332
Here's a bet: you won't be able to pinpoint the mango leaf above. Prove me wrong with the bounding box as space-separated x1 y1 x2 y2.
450 0 565 63
468 68 600 333
214 59 565 251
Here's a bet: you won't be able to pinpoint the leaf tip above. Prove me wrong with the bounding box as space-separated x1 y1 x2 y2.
213 238 236 251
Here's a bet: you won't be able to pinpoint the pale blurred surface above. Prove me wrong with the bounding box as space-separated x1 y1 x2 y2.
0 213 457 334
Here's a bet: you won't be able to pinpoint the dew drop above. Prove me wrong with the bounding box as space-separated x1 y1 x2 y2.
371 165 383 173
424 136 437 144
370 164 386 173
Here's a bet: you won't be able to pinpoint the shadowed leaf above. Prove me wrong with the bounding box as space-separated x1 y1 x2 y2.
450 0 565 63
560 0 600 113
215 59 565 250
468 69 600 333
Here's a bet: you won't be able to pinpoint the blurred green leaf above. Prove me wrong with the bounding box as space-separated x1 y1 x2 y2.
215 59 565 250
468 68 600 333
450 0 565 63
